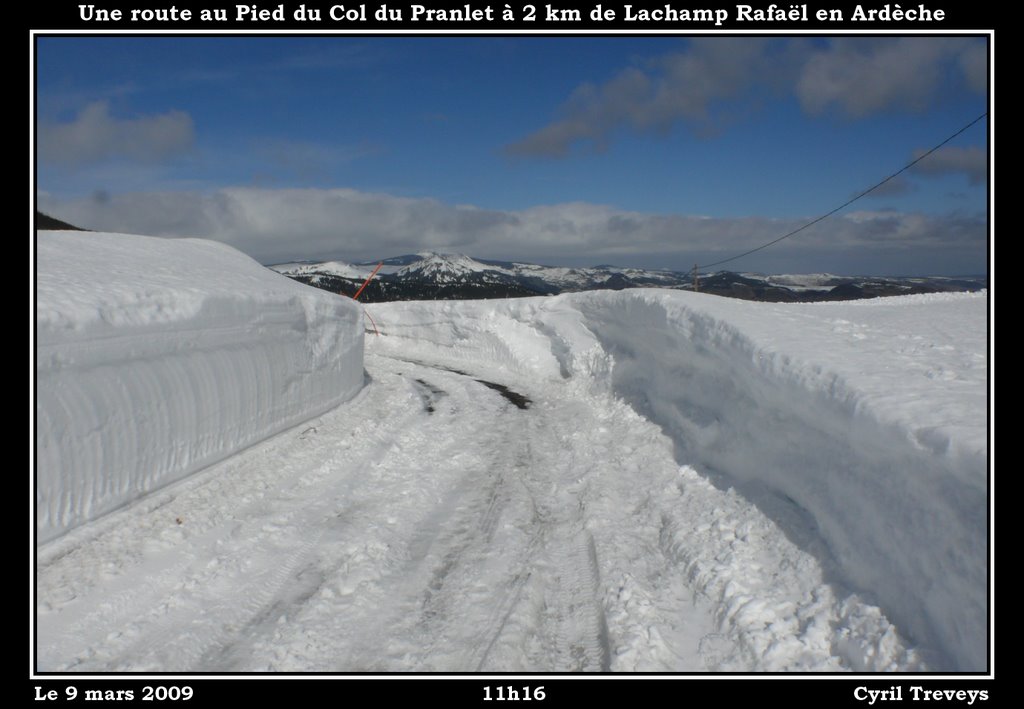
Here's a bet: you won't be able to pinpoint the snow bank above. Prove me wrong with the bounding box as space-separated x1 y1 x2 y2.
369 289 987 671
36 231 364 544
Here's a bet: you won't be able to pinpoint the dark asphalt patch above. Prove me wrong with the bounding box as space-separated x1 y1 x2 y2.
393 356 532 411
474 379 531 410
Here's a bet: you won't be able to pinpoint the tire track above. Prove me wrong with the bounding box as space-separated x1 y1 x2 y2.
539 524 611 672
133 525 324 671
457 437 546 672
237 357 538 671
39 346 715 673
310 356 561 672
390 370 540 670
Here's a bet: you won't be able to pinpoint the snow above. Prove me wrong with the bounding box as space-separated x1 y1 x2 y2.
34 266 987 673
272 252 691 291
398 252 491 281
759 272 842 288
268 260 369 280
35 231 365 544
365 290 987 671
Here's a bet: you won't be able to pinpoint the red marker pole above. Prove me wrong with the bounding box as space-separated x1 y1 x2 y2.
352 261 384 301
351 262 384 336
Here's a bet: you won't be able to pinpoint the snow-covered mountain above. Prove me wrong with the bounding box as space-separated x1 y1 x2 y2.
272 252 549 300
396 251 492 281
269 251 986 303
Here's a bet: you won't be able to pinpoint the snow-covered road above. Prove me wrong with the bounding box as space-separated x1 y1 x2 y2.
39 348 724 672
38 319 947 672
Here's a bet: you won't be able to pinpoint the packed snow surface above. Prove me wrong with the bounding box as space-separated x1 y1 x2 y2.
35 231 365 544
35 275 987 672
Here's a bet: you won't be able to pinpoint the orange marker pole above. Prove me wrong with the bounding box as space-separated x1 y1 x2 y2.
352 262 384 301
350 262 384 336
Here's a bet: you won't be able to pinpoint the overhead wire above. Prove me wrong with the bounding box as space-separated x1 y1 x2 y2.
696 111 988 272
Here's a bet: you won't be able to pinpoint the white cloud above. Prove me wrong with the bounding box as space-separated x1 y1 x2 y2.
39 101 194 166
796 38 981 116
857 175 914 199
911 146 986 185
38 187 985 272
507 38 783 157
959 42 988 94
508 37 988 157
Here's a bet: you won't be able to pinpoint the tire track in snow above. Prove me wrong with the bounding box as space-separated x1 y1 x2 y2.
38 346 718 672
455 410 612 673
357 362 542 670
327 355 677 673
111 514 327 672
37 547 196 670
373 358 612 672
462 442 547 672
469 475 543 670
223 358 540 671
523 440 611 673
541 525 611 672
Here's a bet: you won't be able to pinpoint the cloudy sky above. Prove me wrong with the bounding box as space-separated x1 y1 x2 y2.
35 35 988 275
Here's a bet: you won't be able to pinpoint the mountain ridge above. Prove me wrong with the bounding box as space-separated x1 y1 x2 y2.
269 251 987 303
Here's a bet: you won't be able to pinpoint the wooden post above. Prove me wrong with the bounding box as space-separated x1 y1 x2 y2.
693 263 699 293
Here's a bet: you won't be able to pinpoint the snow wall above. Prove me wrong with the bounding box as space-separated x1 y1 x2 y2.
369 289 987 671
36 231 365 544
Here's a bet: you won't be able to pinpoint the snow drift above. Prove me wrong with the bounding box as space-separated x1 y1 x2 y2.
35 231 364 544
368 289 987 671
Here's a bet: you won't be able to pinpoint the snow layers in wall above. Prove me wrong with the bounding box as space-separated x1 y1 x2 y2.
36 231 365 544
369 289 987 671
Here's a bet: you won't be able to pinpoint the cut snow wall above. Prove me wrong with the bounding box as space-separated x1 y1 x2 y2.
567 292 986 671
36 232 365 544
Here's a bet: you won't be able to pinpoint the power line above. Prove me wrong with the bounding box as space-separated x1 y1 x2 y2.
697 111 988 272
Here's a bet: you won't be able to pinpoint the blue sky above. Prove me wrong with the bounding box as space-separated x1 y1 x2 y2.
35 35 989 274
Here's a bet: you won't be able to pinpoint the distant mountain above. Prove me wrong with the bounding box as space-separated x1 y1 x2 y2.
690 271 987 302
268 252 987 303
